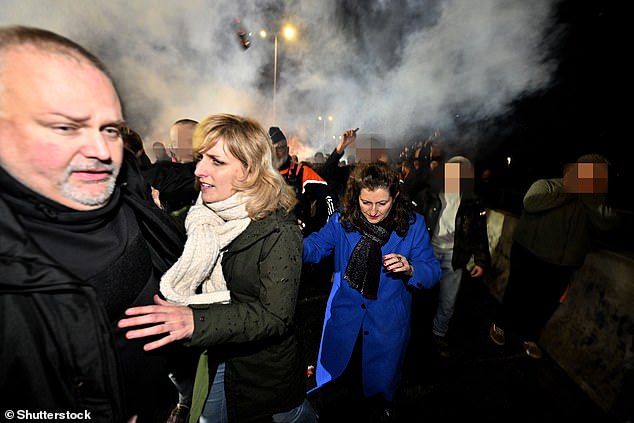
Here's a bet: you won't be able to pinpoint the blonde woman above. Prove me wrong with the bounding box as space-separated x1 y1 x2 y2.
119 114 317 423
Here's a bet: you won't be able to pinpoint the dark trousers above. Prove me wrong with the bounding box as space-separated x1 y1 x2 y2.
496 242 574 341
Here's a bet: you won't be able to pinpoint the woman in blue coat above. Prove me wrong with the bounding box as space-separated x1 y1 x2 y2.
303 146 441 416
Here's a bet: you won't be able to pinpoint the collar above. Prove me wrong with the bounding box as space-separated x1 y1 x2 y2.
0 165 122 228
224 210 295 253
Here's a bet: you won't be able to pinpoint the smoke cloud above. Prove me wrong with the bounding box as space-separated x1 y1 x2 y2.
1 0 562 160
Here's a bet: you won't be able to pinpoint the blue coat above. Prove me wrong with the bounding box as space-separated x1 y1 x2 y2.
303 211 441 400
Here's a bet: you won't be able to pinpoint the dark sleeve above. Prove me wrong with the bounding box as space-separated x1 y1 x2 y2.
122 159 187 272
290 165 335 236
317 148 344 184
121 149 154 201
300 182 335 235
472 201 492 270
142 162 198 212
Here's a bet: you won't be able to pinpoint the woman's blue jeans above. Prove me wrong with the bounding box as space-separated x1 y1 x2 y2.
200 362 318 423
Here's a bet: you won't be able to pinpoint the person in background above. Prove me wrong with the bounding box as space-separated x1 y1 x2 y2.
169 118 198 163
0 25 186 422
313 151 326 165
118 114 318 423
475 165 502 209
269 125 337 301
398 158 417 201
318 128 358 203
303 158 441 421
269 126 336 236
143 156 198 217
143 121 199 219
413 155 491 357
123 126 152 171
489 154 619 359
153 141 174 162
412 139 445 196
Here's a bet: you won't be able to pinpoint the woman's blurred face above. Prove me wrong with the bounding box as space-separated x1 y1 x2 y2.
358 187 394 224
195 137 247 203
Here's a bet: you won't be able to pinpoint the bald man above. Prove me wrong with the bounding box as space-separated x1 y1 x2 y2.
0 26 185 422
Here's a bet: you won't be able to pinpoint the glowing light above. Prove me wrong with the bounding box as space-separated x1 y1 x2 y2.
318 115 333 142
282 24 296 41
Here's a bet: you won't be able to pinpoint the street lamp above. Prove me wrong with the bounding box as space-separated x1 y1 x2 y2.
318 115 333 143
260 24 297 123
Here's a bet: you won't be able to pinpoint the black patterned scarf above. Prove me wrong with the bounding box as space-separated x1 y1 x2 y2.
344 209 396 299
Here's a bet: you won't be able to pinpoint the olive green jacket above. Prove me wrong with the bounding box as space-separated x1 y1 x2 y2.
513 178 618 267
187 209 306 423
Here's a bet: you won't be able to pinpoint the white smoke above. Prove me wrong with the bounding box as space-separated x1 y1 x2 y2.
1 0 562 160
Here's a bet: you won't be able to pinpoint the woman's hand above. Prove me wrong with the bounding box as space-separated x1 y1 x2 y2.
118 294 194 351
383 253 413 277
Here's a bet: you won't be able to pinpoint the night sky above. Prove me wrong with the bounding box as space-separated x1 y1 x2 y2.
477 0 630 212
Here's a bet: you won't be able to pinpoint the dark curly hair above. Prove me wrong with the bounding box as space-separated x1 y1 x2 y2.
340 161 414 236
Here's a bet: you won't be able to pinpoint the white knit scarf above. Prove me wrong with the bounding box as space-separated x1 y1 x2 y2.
160 192 252 305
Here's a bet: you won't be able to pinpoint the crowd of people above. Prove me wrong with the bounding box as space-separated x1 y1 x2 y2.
0 25 623 423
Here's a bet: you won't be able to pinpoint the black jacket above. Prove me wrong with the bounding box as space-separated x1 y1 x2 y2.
413 188 491 271
142 160 198 213
0 153 185 422
279 157 336 236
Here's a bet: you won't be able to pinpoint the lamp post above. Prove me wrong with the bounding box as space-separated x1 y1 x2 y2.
318 115 333 143
273 35 278 123
261 24 296 123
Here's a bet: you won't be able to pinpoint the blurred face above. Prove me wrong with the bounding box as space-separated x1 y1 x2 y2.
563 162 609 193
195 137 247 203
153 143 169 160
170 122 196 162
429 146 443 172
272 140 288 168
359 187 394 224
413 147 421 170
0 47 124 210
444 161 474 193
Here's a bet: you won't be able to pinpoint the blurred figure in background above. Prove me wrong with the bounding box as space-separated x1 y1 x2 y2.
144 122 199 218
269 126 335 236
153 141 173 162
269 125 337 301
413 155 491 357
123 126 152 171
169 118 198 163
489 154 620 359
318 128 358 202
